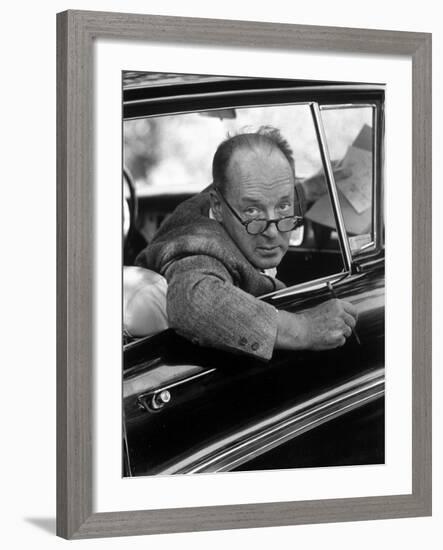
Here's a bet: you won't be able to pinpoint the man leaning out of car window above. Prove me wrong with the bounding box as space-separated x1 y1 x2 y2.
135 126 357 361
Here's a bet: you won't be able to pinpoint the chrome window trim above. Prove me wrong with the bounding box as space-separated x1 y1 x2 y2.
134 367 217 400
260 272 348 301
310 102 353 272
319 103 377 110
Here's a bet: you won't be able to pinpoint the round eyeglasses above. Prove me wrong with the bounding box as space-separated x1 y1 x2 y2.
217 190 304 235
242 216 304 235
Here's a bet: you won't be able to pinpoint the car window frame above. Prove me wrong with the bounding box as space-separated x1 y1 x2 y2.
261 98 384 301
319 102 379 256
122 81 385 304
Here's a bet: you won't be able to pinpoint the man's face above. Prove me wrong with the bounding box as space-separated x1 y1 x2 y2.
213 145 295 270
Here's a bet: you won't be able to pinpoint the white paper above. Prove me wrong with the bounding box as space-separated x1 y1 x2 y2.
337 146 373 213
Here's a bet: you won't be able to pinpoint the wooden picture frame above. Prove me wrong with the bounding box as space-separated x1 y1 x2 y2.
56 9 432 539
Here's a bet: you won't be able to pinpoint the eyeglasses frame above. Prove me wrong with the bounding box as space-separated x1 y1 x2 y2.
215 187 304 235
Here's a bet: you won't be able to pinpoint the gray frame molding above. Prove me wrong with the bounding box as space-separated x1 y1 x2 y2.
56 9 432 539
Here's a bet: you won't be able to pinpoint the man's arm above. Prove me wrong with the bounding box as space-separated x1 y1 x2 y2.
164 254 278 361
164 254 358 360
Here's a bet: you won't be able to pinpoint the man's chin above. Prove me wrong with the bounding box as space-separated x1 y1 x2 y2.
253 249 284 270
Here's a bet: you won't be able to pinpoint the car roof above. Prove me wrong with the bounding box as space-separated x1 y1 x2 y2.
122 71 351 90
123 72 384 120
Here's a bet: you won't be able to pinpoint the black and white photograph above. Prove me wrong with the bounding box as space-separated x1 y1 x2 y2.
122 71 385 477
1 0 438 545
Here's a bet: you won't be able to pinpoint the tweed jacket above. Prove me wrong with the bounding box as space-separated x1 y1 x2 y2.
135 187 287 360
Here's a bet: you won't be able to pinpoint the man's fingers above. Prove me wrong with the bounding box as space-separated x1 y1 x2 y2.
343 311 357 330
297 298 359 352
331 332 346 347
340 300 358 319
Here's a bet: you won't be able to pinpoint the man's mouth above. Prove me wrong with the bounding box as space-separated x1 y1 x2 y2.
257 245 280 254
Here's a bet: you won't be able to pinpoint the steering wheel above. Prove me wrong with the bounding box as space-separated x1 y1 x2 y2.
123 167 146 265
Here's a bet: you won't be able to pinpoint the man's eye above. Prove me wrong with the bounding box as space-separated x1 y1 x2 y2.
277 203 292 214
244 207 260 218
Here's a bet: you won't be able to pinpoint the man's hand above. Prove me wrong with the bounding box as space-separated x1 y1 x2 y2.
275 299 358 351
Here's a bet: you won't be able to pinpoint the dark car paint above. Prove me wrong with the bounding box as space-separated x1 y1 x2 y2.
123 260 384 476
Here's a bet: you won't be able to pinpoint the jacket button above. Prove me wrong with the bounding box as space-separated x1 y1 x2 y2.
251 342 260 351
239 337 248 346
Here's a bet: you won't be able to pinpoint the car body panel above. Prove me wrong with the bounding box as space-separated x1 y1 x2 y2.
124 260 384 476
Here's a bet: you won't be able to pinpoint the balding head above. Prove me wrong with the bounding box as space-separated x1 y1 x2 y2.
212 126 295 196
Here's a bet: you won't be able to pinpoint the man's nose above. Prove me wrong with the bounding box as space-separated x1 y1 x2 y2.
262 220 280 238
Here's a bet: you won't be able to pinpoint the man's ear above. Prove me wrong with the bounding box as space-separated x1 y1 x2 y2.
209 188 224 223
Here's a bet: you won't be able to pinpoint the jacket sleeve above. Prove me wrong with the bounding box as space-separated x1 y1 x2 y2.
164 255 278 361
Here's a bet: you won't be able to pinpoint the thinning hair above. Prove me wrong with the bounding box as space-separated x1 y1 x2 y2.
212 126 295 194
